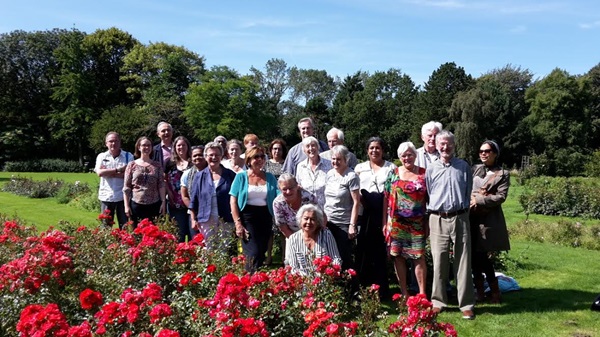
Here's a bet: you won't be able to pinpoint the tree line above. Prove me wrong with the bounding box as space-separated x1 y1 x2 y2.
1 27 599 176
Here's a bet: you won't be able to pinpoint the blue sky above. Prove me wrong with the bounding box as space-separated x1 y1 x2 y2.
1 0 599 86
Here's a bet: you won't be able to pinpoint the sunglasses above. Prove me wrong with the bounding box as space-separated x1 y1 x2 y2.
479 149 493 154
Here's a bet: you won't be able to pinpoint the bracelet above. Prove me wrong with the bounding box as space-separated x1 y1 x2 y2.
350 223 357 228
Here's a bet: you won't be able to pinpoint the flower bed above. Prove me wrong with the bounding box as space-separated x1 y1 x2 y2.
0 215 456 336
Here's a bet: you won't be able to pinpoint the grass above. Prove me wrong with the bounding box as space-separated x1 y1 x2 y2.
1 172 600 336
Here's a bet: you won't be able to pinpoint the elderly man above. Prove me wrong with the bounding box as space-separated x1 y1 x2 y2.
415 121 443 169
152 121 173 169
425 130 475 320
320 127 358 169
282 117 328 175
95 131 133 228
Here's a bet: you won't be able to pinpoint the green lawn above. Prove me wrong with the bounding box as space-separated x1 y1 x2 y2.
1 172 600 336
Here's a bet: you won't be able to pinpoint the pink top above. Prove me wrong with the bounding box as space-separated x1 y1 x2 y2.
123 161 165 205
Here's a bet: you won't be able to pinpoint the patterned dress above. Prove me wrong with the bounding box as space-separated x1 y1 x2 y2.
384 167 427 259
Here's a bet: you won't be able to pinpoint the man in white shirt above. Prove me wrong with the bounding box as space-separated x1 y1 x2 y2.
415 121 443 169
320 127 358 169
95 132 133 228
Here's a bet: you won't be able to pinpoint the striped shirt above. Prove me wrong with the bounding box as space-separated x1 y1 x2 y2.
285 228 341 276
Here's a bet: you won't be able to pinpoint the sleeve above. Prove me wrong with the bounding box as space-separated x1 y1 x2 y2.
272 198 284 226
284 234 299 270
94 153 104 172
123 161 134 196
348 172 360 191
229 172 243 198
188 171 199 212
282 145 298 175
474 171 510 208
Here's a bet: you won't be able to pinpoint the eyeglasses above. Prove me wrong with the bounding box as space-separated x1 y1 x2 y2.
479 149 493 154
252 154 265 160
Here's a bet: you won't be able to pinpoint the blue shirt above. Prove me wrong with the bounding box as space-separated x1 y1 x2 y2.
189 165 236 223
425 157 472 213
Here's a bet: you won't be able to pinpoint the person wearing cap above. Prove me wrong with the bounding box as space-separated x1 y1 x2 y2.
425 130 475 320
469 140 510 304
415 121 442 169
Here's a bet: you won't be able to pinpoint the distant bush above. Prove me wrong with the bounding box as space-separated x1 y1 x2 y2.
1 176 64 198
3 159 84 172
55 181 92 204
584 150 600 177
511 219 600 251
519 176 600 218
68 190 101 212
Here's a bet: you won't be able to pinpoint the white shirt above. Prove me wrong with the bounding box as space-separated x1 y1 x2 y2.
95 150 133 202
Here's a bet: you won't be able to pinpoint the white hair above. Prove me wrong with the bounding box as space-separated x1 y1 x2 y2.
326 127 344 142
397 141 417 158
421 121 443 136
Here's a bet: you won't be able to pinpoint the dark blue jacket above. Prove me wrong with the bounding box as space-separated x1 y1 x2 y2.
189 165 236 223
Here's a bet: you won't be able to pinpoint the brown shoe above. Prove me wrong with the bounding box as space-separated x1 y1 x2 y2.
462 310 475 320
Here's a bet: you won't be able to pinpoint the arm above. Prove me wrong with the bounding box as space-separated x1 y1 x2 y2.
278 224 295 238
348 188 360 238
230 195 244 238
323 230 342 267
123 162 133 219
382 194 388 237
474 171 510 208
157 166 167 214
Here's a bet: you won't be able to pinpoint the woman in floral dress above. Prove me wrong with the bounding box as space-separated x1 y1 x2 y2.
384 141 427 296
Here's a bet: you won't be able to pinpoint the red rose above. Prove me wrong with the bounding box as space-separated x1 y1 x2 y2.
79 289 103 310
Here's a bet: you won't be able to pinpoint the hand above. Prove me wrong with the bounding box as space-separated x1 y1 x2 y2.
159 201 166 214
348 224 357 239
191 220 198 230
235 224 245 238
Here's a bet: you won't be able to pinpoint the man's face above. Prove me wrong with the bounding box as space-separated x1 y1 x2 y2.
157 124 172 143
327 133 342 148
436 137 455 161
105 134 120 152
422 128 439 151
298 122 314 139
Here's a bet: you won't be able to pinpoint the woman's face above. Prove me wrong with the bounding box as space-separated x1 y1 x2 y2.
331 152 347 171
191 148 206 168
271 143 284 160
479 143 497 166
175 140 189 159
249 151 265 170
303 142 318 159
368 142 383 163
228 144 241 159
205 148 221 168
278 180 298 201
139 139 152 155
300 210 319 235
400 150 416 169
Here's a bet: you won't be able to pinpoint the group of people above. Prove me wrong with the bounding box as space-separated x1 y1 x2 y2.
95 117 511 320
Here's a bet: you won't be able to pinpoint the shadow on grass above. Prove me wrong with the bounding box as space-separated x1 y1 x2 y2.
476 288 597 315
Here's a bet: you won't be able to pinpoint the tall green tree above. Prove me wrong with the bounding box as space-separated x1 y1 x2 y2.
287 67 337 108
585 63 600 149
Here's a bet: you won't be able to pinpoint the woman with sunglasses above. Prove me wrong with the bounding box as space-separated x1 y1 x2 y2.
469 140 510 304
230 146 280 272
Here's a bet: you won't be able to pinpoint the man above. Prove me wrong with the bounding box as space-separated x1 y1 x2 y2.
282 117 328 175
425 130 475 320
153 121 173 169
415 121 443 169
320 127 358 169
94 131 133 228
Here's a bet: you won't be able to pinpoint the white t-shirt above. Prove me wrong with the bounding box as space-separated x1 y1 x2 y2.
95 150 133 202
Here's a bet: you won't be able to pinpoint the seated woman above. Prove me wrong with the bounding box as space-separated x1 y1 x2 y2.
285 204 341 276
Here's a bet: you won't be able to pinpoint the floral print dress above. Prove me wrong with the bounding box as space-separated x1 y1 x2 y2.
384 167 427 259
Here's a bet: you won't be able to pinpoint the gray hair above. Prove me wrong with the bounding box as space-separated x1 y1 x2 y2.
213 135 227 143
421 121 443 136
298 117 315 129
397 141 417 158
278 172 298 186
156 121 173 132
436 130 455 145
204 141 224 157
326 127 344 142
331 145 349 163
296 204 325 229
302 136 319 148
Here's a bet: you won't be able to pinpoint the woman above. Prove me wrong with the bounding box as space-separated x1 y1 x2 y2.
165 136 193 242
189 142 236 251
222 139 245 173
470 140 510 304
354 137 396 296
264 139 287 179
384 141 428 296
295 136 332 208
264 138 288 265
123 137 166 227
285 204 341 276
324 145 360 271
230 146 280 272
273 173 319 238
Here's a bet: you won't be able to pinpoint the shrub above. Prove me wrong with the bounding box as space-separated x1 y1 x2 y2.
55 181 92 204
510 219 600 251
3 159 84 173
1 176 64 198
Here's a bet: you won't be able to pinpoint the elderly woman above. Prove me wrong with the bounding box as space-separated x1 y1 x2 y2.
222 139 246 173
189 142 237 250
295 136 332 208
123 137 166 227
324 145 360 271
470 140 510 304
384 141 428 296
354 137 396 296
285 204 341 276
165 136 193 242
273 173 319 238
230 146 280 272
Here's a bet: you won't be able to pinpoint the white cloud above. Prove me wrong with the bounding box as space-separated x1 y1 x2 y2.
579 20 600 29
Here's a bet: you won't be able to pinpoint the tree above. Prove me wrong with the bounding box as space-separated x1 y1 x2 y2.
585 63 600 149
287 67 337 108
250 58 290 113
184 66 277 143
89 105 150 154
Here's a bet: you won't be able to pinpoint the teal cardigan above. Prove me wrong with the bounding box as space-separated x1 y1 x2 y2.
229 171 280 216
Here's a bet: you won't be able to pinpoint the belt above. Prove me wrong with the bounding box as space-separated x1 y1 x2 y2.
429 209 469 218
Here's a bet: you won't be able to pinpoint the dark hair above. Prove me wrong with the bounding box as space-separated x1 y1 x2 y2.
269 138 288 159
171 136 192 163
365 136 386 152
134 136 154 158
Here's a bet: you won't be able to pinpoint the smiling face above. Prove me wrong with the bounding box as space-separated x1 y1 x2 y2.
331 152 347 171
278 179 299 202
298 121 314 139
479 143 497 166
303 141 319 159
175 139 189 159
138 139 152 156
422 128 439 153
400 150 416 169
205 147 221 169
327 133 341 149
157 123 172 144
368 141 383 164
300 210 319 236
105 133 121 154
436 136 455 163
228 144 241 159
249 151 265 170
